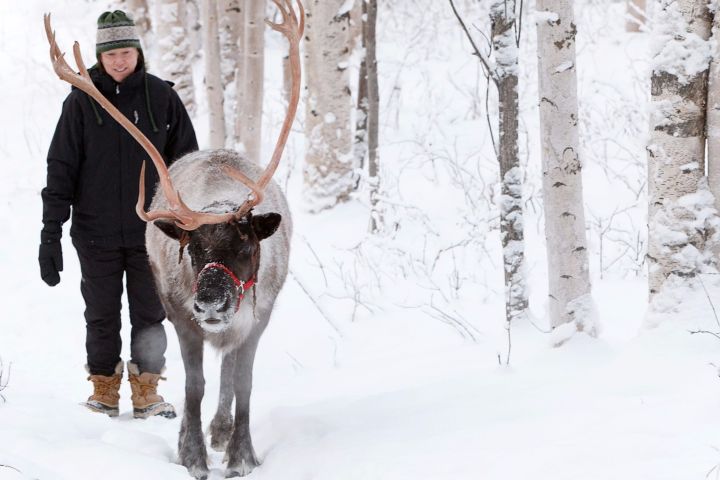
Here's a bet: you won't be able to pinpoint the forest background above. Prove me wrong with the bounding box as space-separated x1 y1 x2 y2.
1 0 720 479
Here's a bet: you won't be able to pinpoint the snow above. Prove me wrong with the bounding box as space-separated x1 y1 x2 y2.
2 1 720 480
554 60 574 73
337 0 354 18
649 0 712 82
534 10 560 24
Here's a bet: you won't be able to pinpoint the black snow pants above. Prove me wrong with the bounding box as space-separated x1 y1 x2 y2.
73 240 167 377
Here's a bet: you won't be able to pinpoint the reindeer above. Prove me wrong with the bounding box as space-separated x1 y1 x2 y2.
44 1 303 478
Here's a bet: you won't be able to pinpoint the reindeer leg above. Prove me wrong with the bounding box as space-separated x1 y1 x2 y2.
224 331 262 478
209 348 237 451
176 327 209 480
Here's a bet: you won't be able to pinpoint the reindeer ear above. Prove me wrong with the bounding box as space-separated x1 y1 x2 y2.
252 213 282 241
154 220 184 241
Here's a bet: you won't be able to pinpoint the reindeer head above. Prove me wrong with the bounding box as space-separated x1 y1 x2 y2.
155 208 282 332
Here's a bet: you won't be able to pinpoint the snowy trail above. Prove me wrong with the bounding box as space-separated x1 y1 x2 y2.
2 261 720 480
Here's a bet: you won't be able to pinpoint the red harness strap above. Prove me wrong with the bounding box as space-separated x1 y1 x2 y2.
193 262 256 312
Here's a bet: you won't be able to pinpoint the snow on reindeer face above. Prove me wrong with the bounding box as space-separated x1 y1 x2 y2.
155 210 282 333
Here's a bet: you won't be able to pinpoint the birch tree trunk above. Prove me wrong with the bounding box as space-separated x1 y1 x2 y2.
304 1 356 211
354 0 369 177
201 0 226 148
708 11 720 261
238 0 266 163
350 0 364 47
365 0 381 232
219 0 242 88
184 0 202 60
536 0 593 332
233 5 247 148
491 1 527 325
626 0 646 32
450 0 529 330
121 0 152 44
157 0 196 115
220 0 242 147
648 0 713 297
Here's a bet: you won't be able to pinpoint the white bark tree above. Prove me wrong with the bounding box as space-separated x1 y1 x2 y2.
184 0 203 60
353 0 368 175
156 0 196 115
232 5 247 149
219 0 242 147
536 0 594 334
237 0 265 163
303 1 356 212
201 0 226 148
450 0 528 331
363 0 381 233
626 0 646 32
121 0 152 43
648 0 715 298
219 0 242 88
708 10 720 261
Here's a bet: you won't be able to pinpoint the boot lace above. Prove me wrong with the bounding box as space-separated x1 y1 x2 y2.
130 374 166 397
88 376 120 396
136 383 156 396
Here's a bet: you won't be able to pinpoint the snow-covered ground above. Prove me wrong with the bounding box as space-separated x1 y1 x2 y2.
1 0 719 479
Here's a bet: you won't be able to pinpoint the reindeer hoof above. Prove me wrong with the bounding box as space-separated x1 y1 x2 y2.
178 429 209 480
188 465 209 480
209 413 233 451
225 459 257 478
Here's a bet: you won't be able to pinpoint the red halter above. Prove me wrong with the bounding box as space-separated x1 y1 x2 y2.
193 263 256 312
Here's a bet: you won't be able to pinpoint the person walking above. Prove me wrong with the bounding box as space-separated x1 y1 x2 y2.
38 11 198 418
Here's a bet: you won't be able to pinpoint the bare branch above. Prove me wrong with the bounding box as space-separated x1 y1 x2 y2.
515 0 524 46
484 78 498 158
697 274 720 331
689 329 720 341
448 0 498 84
289 270 343 337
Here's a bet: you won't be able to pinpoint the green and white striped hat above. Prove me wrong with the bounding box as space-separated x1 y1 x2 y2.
96 10 141 54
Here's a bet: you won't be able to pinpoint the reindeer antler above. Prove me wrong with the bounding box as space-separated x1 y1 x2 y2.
43 2 303 230
223 0 304 221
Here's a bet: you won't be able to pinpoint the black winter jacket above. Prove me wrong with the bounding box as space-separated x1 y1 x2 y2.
41 66 198 248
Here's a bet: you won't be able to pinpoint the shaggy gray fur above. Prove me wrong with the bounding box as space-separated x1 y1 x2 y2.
145 149 291 479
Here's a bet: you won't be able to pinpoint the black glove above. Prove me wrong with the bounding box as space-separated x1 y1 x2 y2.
39 227 63 287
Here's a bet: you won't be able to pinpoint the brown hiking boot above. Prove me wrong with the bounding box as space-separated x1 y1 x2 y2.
127 362 176 419
83 361 122 417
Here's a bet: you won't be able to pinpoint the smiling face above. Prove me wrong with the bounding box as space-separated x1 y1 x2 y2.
99 47 139 83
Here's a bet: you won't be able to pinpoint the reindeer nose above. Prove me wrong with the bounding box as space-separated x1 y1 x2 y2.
193 296 232 321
